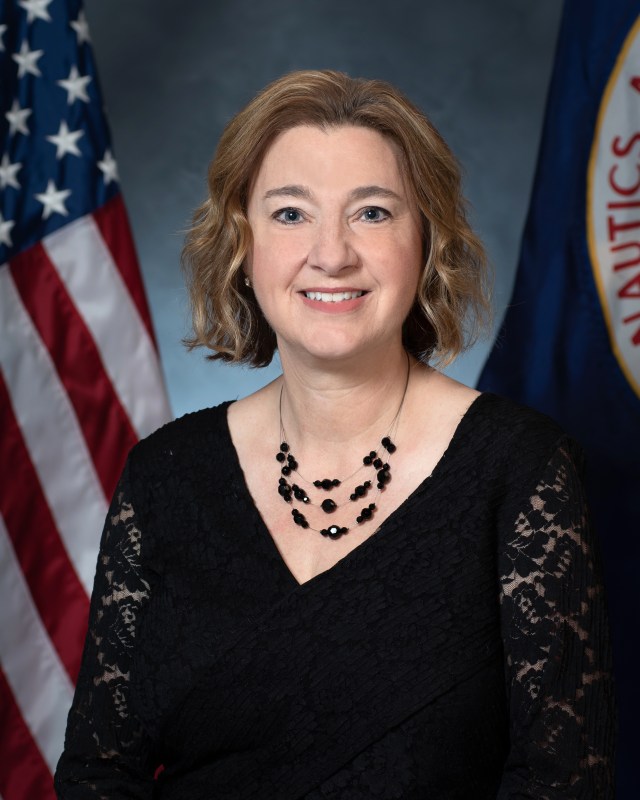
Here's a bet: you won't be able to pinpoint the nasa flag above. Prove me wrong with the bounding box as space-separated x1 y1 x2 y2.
478 0 639 791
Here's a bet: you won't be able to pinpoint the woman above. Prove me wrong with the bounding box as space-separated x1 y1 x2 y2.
55 70 615 798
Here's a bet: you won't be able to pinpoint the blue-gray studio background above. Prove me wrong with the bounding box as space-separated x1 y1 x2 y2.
83 0 563 417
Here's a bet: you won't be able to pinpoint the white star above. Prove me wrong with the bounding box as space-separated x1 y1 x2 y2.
46 120 84 159
19 0 53 23
97 149 119 184
12 40 44 78
0 213 16 247
70 10 91 44
5 100 32 136
0 154 22 189
35 180 71 220
0 25 7 53
57 65 92 104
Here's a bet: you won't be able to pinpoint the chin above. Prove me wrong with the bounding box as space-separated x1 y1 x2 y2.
285 334 384 365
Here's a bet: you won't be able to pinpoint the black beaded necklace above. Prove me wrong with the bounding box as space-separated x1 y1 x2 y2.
275 354 411 539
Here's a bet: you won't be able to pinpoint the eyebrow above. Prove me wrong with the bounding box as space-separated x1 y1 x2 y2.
263 185 312 200
262 184 402 202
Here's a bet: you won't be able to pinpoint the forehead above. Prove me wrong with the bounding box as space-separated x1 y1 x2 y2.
251 125 406 193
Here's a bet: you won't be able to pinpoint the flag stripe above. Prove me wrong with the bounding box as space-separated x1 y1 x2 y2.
0 267 107 595
9 242 138 498
93 195 159 348
0 5 172 793
46 212 172 440
0 374 89 683
0 668 57 800
0 513 75 775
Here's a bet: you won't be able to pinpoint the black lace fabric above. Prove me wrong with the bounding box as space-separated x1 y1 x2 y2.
496 444 614 798
54 394 615 799
56 459 156 798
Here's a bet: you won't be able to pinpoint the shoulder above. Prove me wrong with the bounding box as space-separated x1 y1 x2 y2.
416 369 567 462
472 391 564 443
468 393 588 518
423 376 579 490
128 401 234 474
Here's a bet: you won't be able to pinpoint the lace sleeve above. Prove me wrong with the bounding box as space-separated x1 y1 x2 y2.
54 455 156 799
496 439 616 799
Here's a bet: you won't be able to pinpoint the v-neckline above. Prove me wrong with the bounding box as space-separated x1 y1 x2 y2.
223 392 491 590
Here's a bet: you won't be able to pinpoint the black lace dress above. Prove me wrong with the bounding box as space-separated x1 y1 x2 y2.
54 393 615 799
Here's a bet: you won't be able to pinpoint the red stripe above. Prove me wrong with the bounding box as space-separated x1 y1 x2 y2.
0 668 57 800
0 375 89 683
93 195 159 348
9 245 137 500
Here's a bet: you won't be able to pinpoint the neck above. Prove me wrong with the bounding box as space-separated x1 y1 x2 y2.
277 344 414 469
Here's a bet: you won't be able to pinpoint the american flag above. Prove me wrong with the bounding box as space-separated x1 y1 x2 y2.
0 1 172 796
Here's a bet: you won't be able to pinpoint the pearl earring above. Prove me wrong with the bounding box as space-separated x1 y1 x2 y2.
244 276 251 288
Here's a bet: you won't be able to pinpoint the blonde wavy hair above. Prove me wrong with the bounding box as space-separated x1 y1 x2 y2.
182 70 491 366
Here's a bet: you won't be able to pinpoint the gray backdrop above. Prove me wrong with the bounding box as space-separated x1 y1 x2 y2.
83 0 563 419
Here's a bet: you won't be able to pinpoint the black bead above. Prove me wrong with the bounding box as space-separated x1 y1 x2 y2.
279 477 287 485
350 493 357 501
364 450 378 465
360 505 374 520
373 458 383 469
280 442 289 452
289 458 298 470
377 468 390 485
325 525 347 539
313 480 322 488
321 479 333 491
364 481 371 488
381 437 396 453
321 499 337 513
291 509 308 528
356 516 362 524
282 466 291 476
276 452 286 462
292 484 309 503
332 479 341 487
355 484 366 497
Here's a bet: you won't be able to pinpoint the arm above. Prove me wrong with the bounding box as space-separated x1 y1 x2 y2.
54 455 156 798
496 439 616 799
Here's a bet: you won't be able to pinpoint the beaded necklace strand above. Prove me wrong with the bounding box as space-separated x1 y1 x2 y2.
275 353 411 539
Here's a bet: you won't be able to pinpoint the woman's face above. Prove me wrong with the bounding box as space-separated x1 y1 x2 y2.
245 124 424 364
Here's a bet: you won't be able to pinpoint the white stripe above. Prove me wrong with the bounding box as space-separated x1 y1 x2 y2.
0 514 75 774
0 267 106 594
44 215 172 438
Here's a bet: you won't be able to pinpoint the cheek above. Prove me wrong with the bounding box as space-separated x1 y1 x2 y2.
246 241 275 282
389 239 423 286
251 236 306 283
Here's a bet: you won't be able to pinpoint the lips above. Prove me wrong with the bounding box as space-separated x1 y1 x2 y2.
302 290 366 303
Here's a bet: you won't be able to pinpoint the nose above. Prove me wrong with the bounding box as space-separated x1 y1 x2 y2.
307 218 358 274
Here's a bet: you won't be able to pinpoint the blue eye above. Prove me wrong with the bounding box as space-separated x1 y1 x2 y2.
361 207 389 222
275 208 303 224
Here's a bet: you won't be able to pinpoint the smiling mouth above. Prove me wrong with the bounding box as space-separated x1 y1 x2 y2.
303 290 366 302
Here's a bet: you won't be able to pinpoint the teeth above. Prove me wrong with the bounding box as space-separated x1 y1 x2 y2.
304 291 364 302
